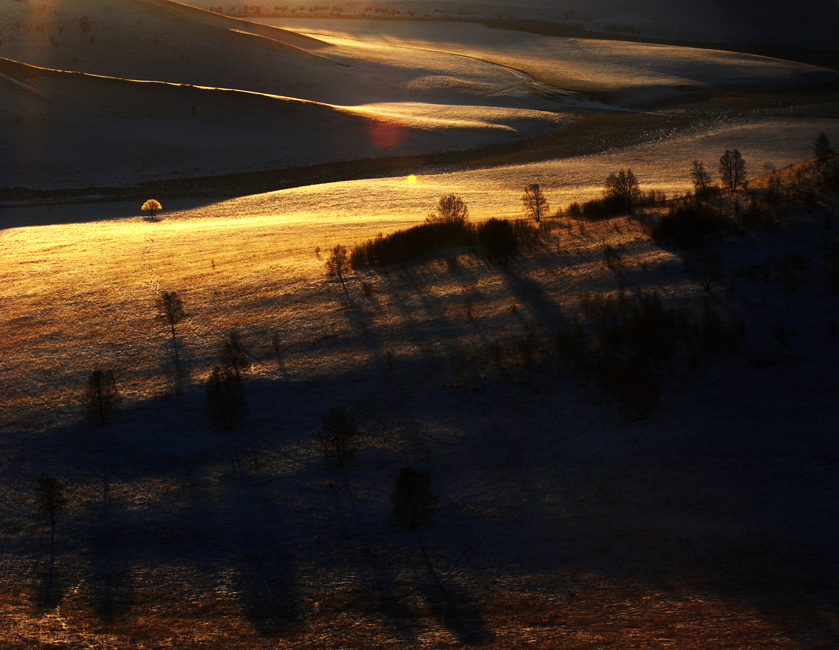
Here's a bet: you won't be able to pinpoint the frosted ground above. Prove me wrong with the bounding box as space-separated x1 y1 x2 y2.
2 0 837 191
1 2 839 648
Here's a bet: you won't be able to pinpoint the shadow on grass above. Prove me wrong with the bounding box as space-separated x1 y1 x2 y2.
234 549 299 637
31 560 70 612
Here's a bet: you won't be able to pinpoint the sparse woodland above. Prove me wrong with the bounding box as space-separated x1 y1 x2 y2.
1 140 838 648
1 0 838 645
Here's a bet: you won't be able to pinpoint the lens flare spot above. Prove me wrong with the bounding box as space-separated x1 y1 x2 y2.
365 119 404 150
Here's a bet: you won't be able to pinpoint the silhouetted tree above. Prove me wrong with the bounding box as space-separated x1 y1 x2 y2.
84 368 121 426
325 244 352 292
219 329 249 380
690 160 714 201
392 467 438 528
522 183 549 221
157 291 186 366
426 194 469 225
141 199 161 220
35 473 67 574
719 149 747 193
604 169 641 214
815 132 834 164
206 366 247 430
317 406 357 467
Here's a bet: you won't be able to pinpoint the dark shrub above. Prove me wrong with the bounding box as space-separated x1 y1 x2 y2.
477 218 517 264
206 366 247 430
317 406 357 467
649 203 736 249
391 467 438 528
350 221 475 267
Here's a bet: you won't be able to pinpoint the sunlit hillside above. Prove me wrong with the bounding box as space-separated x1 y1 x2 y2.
1 2 839 648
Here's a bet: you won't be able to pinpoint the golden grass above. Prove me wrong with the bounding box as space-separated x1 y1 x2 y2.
1 572 831 649
0 208 679 433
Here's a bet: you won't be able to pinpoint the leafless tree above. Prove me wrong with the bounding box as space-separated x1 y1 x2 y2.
219 329 249 380
604 169 641 214
426 194 469 225
317 406 357 467
157 291 186 366
84 368 121 426
815 131 833 163
690 160 714 201
719 149 747 193
206 366 247 430
522 183 549 222
325 244 352 293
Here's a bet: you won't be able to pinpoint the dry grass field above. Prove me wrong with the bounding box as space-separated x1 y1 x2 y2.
2 159 839 646
2 1 839 648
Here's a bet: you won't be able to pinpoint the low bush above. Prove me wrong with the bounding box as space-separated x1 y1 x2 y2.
477 218 517 263
649 203 737 249
350 221 475 268
349 218 538 268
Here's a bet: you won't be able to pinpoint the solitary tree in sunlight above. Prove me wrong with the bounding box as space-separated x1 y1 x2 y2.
522 183 549 222
84 368 121 426
157 291 186 367
426 194 469 225
719 149 747 193
141 199 162 220
219 329 250 380
604 169 641 214
391 467 438 528
35 472 68 589
325 244 352 293
317 406 358 468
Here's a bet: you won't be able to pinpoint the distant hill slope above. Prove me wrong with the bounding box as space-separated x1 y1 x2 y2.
181 0 839 51
0 0 345 98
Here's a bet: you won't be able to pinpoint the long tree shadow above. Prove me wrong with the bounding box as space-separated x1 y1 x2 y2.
84 545 135 625
234 546 299 637
416 542 493 645
31 559 70 612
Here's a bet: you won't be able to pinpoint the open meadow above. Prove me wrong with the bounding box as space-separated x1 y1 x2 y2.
2 1 839 648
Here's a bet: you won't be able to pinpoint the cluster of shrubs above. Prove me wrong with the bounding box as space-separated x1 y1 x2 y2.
564 190 666 221
348 195 539 268
555 289 744 418
648 202 738 249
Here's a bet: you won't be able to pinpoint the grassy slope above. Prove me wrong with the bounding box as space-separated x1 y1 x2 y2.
1 157 838 647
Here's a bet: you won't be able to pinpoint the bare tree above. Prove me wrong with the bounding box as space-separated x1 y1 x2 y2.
84 368 121 426
141 199 162 220
604 169 641 214
391 467 438 528
325 244 352 293
690 160 714 201
719 149 747 193
35 473 68 575
317 406 357 467
815 131 834 164
426 194 469 225
206 366 247 430
685 246 723 292
157 291 186 366
522 183 549 222
219 329 250 380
